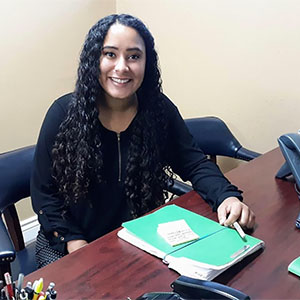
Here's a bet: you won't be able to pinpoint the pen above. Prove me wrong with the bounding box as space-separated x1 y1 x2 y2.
19 289 28 300
19 290 28 300
45 283 54 295
4 273 14 300
233 221 246 240
48 291 56 300
24 283 33 300
17 274 24 292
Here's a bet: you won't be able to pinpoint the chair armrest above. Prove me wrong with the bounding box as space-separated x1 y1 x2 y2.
0 215 16 263
236 147 261 161
167 179 193 196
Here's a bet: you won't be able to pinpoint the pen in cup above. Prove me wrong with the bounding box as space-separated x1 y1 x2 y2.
4 273 14 300
17 273 24 292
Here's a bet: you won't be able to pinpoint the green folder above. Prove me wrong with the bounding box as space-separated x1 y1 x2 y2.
118 204 264 280
288 256 300 277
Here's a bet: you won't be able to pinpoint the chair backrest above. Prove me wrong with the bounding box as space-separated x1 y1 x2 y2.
0 145 35 250
185 117 241 158
185 117 261 162
166 117 261 198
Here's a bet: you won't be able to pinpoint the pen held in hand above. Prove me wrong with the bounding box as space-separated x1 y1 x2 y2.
233 221 246 240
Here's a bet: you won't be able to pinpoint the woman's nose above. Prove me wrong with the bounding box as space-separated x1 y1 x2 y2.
115 57 129 72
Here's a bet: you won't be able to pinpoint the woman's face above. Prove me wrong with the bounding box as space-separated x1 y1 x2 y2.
99 23 146 103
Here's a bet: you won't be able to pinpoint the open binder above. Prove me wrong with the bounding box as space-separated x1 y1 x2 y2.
118 205 264 281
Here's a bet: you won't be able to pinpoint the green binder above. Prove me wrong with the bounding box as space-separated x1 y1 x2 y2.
118 204 264 280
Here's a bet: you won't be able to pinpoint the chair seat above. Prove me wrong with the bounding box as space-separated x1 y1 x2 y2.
11 241 36 280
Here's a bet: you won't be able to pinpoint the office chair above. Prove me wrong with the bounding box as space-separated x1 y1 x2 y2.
0 145 36 281
167 117 261 196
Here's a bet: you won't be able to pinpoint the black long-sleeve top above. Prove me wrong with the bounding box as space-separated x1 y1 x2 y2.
31 93 242 253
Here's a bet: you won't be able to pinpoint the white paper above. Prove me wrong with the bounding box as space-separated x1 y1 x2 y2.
157 219 199 246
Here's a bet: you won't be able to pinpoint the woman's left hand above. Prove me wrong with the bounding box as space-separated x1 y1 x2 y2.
217 196 255 229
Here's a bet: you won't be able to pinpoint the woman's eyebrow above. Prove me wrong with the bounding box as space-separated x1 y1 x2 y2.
102 46 118 50
127 47 143 52
102 46 143 52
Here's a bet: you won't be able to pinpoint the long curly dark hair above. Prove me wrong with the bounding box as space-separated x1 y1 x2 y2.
52 14 174 218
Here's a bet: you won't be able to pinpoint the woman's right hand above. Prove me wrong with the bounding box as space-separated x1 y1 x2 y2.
67 239 88 253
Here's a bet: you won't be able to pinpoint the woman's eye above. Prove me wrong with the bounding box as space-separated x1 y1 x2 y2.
103 52 115 58
128 54 140 60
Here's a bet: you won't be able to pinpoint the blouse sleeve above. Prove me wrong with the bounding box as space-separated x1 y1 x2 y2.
164 96 243 211
30 94 86 253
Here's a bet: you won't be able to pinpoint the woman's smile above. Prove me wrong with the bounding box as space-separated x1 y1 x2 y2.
110 77 132 84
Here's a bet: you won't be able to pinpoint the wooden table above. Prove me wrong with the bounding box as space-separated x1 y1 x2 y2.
25 148 300 299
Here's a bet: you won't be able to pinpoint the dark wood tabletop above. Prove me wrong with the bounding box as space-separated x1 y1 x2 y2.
25 148 300 299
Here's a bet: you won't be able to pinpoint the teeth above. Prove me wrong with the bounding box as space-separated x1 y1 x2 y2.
111 77 130 84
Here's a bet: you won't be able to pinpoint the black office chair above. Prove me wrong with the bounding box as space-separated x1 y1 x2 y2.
0 145 36 281
167 117 261 196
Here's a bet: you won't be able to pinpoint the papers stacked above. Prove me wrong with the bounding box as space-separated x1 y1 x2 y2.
118 205 265 281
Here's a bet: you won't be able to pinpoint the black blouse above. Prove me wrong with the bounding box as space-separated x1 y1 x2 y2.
30 93 242 253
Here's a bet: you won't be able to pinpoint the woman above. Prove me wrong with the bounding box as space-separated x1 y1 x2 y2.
31 14 255 268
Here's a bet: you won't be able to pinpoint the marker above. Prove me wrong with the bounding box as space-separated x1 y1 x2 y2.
233 221 246 240
4 273 14 300
32 279 43 300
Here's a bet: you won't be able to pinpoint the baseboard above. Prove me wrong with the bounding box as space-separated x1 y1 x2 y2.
20 215 40 245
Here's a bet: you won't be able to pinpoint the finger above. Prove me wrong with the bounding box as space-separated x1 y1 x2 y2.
223 202 242 226
223 210 240 227
217 203 230 225
239 205 256 229
238 205 250 227
246 210 256 229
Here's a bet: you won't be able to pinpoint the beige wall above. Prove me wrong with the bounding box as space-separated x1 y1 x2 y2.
1 0 115 152
117 0 300 154
1 0 115 220
2 0 300 220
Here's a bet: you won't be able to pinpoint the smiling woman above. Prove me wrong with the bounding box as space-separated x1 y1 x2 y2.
31 14 255 269
99 24 146 103
98 23 146 133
